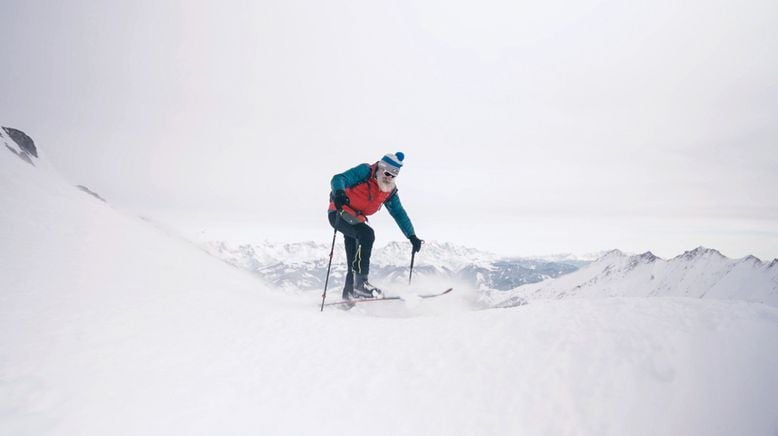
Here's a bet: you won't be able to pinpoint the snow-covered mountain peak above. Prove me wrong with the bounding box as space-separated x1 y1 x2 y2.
625 251 659 269
595 249 629 262
740 254 763 266
637 251 658 262
675 246 725 261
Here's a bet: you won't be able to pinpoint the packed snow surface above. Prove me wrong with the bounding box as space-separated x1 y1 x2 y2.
1 135 777 435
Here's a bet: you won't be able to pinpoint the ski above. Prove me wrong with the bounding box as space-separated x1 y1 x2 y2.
323 287 453 308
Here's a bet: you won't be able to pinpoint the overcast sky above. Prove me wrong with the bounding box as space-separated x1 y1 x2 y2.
2 0 777 259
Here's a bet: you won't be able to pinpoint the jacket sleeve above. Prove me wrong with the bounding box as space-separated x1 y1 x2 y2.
331 163 371 192
385 192 415 238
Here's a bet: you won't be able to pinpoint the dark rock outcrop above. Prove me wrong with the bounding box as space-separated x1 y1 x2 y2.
2 127 38 166
76 185 107 202
2 127 38 157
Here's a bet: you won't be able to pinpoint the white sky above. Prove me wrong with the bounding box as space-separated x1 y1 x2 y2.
2 0 777 259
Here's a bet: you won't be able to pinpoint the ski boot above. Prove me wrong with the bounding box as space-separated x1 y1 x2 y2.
352 273 383 299
342 278 354 300
340 290 356 310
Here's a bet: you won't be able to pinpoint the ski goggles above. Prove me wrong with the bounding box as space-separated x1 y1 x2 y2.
378 162 400 177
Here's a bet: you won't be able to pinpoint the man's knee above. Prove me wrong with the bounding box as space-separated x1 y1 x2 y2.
358 226 375 244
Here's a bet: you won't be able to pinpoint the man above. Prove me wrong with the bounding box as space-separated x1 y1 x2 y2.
328 152 423 299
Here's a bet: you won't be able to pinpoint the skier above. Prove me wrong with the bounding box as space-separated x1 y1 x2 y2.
328 152 423 299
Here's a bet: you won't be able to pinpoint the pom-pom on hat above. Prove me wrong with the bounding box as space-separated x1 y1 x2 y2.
380 152 405 171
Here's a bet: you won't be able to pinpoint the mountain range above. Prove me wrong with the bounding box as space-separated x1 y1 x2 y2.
201 240 592 292
202 239 778 309
495 247 778 308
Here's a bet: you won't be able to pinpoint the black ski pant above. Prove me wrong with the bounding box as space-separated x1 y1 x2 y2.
328 211 375 295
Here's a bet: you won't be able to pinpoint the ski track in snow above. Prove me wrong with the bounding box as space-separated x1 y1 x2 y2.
2 135 778 435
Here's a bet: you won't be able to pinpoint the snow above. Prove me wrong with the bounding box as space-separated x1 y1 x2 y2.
2 134 778 435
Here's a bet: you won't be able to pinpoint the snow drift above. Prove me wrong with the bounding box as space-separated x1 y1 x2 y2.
1 129 777 436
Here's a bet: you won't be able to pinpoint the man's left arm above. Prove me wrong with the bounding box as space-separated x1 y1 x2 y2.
385 193 415 238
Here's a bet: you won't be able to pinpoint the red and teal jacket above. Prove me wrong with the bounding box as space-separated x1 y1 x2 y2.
328 162 415 237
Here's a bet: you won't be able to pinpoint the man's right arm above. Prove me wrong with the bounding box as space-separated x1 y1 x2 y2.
331 163 371 192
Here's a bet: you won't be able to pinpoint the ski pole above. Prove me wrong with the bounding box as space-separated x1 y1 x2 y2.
408 238 424 285
320 214 340 312
409 249 416 285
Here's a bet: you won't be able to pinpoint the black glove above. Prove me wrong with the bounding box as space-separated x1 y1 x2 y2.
409 235 423 253
332 190 349 210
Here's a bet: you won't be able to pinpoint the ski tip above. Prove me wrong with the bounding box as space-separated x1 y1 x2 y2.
418 287 453 298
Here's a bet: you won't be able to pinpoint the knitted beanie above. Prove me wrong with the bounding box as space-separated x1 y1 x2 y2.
380 152 405 171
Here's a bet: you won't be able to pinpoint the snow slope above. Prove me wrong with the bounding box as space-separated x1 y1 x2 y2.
2 131 778 435
505 249 778 307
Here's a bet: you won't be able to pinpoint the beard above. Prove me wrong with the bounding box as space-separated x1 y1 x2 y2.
376 175 396 192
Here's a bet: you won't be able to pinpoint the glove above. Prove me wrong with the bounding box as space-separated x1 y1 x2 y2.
332 190 349 210
409 235 423 253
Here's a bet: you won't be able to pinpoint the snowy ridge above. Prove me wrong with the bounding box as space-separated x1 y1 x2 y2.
504 247 778 306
